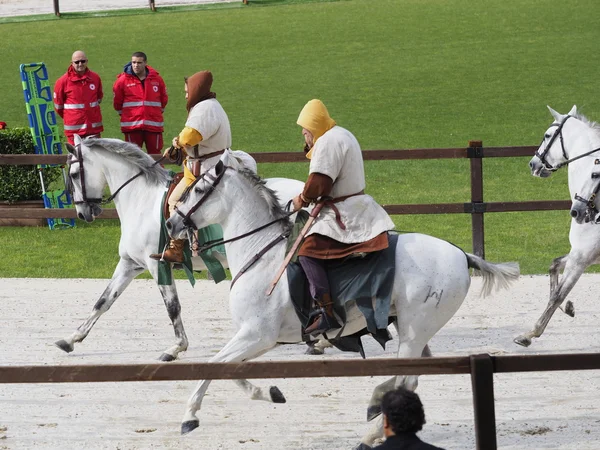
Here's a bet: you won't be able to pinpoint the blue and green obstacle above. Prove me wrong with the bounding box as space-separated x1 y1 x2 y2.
20 62 75 230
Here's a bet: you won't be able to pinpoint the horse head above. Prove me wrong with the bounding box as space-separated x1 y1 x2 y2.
529 105 579 178
167 152 233 239
66 134 104 222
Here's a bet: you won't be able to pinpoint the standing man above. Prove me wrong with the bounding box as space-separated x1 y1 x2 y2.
113 52 168 154
53 50 103 144
149 70 231 263
292 99 395 337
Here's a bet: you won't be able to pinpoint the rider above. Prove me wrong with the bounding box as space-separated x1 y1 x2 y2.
292 99 395 336
150 70 231 263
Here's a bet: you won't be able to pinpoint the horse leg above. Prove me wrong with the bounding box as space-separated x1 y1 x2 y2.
549 255 575 317
55 258 144 354
305 337 332 355
155 284 189 361
514 259 586 347
359 338 428 448
366 344 431 421
181 326 277 435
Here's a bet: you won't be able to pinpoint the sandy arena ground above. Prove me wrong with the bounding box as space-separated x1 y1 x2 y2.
0 275 599 449
0 0 237 17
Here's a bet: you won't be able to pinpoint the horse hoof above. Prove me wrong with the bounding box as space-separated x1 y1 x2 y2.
353 444 373 450
181 419 199 435
565 301 575 317
305 345 324 356
269 386 286 403
367 405 382 422
513 335 532 347
55 339 74 353
159 353 176 362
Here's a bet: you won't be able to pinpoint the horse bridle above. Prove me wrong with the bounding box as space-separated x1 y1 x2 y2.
536 114 600 172
67 143 165 207
172 163 299 288
534 115 571 172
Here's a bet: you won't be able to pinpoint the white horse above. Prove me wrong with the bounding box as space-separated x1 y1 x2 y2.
166 152 520 447
56 135 307 363
515 105 600 347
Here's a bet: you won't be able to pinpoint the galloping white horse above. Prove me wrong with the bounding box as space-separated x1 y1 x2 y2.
166 152 519 447
515 105 600 347
56 135 305 363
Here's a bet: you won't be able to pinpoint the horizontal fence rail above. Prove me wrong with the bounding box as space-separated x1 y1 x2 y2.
0 143 570 257
1 353 599 450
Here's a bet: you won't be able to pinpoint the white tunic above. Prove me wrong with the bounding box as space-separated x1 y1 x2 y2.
307 126 395 243
183 98 232 174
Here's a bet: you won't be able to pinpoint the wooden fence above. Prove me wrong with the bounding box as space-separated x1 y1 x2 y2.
1 352 599 449
0 141 570 258
52 0 248 17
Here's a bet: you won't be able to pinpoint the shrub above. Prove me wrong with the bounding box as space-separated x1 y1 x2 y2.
0 127 61 204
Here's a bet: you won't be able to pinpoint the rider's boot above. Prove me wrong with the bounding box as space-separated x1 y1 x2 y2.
304 293 341 337
149 239 185 263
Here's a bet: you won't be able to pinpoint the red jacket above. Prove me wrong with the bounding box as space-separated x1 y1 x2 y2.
112 64 168 133
53 66 104 137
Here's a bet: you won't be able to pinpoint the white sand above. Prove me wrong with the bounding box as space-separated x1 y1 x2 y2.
0 275 599 449
0 0 237 17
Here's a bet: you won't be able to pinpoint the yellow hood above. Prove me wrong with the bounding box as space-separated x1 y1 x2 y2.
297 99 336 159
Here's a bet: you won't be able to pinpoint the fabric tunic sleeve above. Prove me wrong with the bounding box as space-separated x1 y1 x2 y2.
178 126 203 147
185 101 220 141
308 130 345 182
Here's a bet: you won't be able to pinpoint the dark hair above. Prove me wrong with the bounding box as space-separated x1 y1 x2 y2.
381 387 426 434
131 51 147 61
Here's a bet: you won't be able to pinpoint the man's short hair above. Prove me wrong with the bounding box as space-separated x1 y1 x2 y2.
132 51 147 61
381 387 426 434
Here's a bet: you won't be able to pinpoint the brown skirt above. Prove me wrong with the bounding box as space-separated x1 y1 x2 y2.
297 232 389 259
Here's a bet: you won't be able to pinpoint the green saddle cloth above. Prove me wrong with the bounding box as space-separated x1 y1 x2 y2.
156 192 227 286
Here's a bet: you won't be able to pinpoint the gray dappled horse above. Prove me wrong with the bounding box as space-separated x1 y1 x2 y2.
516 106 600 347
167 152 520 447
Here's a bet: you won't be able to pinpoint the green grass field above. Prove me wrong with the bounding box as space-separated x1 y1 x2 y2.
0 0 598 278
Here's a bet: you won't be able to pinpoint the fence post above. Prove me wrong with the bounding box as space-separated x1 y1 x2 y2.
53 0 60 16
468 140 485 258
470 354 497 450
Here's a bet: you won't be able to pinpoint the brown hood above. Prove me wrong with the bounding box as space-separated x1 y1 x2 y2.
186 71 216 112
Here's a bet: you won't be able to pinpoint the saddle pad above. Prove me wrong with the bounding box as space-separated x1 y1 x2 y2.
287 232 398 353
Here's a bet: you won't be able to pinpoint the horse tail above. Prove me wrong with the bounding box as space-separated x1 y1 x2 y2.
465 253 520 297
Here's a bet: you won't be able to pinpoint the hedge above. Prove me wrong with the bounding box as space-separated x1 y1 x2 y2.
0 127 61 203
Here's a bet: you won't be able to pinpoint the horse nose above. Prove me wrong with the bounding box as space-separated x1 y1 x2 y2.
529 161 534 169
166 220 172 230
78 212 84 220
570 209 579 219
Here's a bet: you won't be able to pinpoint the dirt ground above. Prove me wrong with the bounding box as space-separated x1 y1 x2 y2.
0 275 599 449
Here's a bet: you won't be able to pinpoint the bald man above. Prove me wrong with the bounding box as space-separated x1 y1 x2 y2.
53 50 104 144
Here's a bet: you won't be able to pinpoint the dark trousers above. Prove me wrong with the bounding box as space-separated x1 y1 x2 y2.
298 255 330 300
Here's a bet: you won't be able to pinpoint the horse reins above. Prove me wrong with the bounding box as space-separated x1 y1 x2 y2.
68 143 167 206
173 164 298 288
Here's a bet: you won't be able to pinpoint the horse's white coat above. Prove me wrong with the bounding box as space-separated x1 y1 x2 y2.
167 152 519 445
516 106 600 347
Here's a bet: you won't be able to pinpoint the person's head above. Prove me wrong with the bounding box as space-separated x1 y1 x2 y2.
185 71 216 112
71 50 88 75
381 387 426 437
131 52 148 77
296 99 336 158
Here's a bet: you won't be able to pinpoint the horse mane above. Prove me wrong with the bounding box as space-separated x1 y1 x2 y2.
83 137 171 186
573 112 600 138
237 168 293 230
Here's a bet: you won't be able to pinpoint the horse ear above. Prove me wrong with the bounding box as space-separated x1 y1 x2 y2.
74 134 82 146
547 105 562 121
215 160 225 176
567 105 578 116
65 143 76 155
